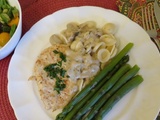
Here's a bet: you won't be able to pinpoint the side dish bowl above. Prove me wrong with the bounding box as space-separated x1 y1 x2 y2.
0 0 22 60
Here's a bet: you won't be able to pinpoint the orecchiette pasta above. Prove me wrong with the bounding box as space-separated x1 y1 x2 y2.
97 48 111 63
79 21 97 31
66 22 79 31
92 42 106 52
110 47 118 58
50 34 64 45
50 21 118 83
70 40 83 51
100 34 116 46
102 23 117 34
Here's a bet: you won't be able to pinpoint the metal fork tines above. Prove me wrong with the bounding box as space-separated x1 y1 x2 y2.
141 4 160 52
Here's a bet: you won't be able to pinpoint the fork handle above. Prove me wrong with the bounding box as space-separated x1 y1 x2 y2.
151 37 160 52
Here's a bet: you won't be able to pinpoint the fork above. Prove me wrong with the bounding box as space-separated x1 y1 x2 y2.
141 4 160 52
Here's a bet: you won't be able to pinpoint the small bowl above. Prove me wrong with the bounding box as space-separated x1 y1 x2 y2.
0 0 22 60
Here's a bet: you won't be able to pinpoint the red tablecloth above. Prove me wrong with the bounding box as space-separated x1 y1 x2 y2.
0 0 118 119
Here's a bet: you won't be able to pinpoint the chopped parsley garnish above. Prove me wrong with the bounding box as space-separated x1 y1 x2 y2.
44 50 67 94
54 77 66 94
53 50 59 54
53 50 66 62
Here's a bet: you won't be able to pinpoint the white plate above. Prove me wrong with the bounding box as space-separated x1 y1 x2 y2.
8 6 160 120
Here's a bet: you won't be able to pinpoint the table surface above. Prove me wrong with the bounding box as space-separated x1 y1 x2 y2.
0 0 159 120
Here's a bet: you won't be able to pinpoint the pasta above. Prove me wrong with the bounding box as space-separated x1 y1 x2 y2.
102 23 117 34
49 21 119 81
97 48 111 63
50 21 118 68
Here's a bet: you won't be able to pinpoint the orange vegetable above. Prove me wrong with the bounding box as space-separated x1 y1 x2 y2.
8 17 19 26
0 32 10 47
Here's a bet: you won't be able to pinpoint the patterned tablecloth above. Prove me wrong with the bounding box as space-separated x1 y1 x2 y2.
0 0 159 120
117 0 160 37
